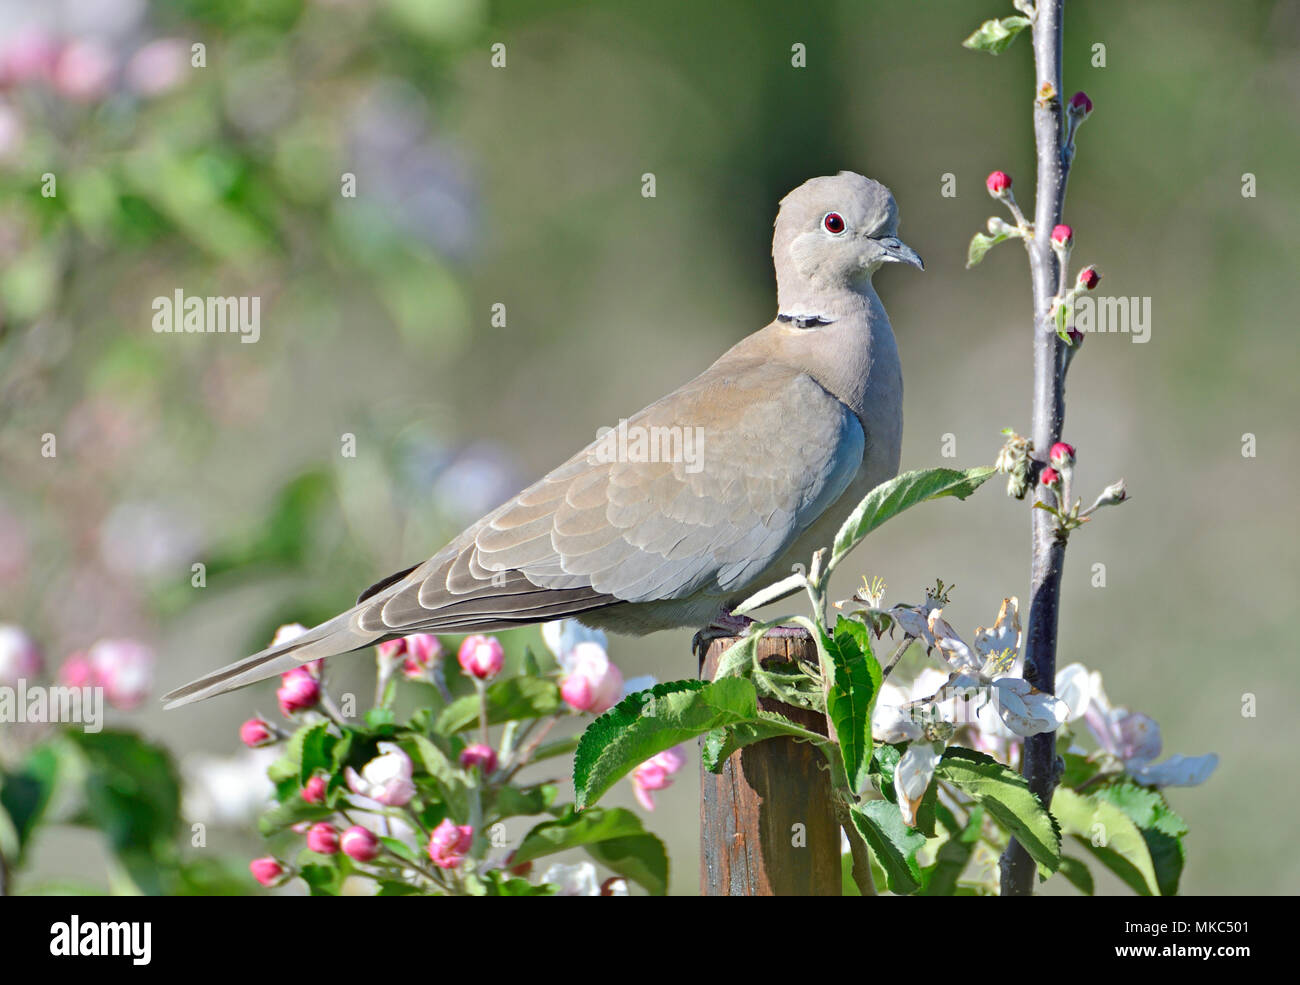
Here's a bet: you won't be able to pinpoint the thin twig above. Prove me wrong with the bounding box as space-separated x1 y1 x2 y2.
1000 0 1072 897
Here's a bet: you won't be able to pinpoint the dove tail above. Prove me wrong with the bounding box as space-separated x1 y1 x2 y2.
161 607 382 709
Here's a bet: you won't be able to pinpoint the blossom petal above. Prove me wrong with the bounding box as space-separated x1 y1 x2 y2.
1129 753 1219 788
992 678 1069 736
973 597 1021 661
896 741 943 827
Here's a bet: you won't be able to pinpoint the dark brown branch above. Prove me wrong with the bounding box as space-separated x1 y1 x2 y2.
1000 0 1072 897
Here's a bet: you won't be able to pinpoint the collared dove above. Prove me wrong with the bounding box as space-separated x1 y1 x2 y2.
163 172 921 708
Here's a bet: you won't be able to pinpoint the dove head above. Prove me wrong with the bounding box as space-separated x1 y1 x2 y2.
772 172 922 315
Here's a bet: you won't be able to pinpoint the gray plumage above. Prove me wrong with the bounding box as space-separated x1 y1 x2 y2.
163 172 921 708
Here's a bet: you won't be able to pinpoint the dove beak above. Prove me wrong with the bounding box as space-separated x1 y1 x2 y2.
876 236 924 271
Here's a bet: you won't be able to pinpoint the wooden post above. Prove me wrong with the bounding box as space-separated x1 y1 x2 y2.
699 634 841 896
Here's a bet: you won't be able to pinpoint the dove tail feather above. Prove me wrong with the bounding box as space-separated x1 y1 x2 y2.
160 608 381 709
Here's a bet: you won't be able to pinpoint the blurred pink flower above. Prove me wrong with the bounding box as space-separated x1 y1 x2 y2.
559 640 623 714
459 743 497 774
87 638 153 708
240 718 275 748
301 775 328 803
0 624 42 686
401 633 441 679
457 634 504 680
630 747 685 811
277 667 320 715
306 822 340 855
125 38 188 96
0 29 57 85
341 825 380 862
249 857 286 887
428 818 473 869
58 651 96 688
53 39 116 102
0 102 24 161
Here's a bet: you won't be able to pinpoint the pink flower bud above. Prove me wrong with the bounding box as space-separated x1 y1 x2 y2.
249 856 287 887
985 171 1012 196
87 638 153 709
301 775 328 804
1050 442 1076 468
560 641 624 714
277 667 320 715
0 29 58 86
376 638 406 662
306 822 340 855
405 633 441 667
459 743 498 773
1051 224 1073 247
1068 91 1093 118
1068 328 1084 346
428 818 474 869
457 634 504 680
630 747 686 811
53 39 115 103
1040 467 1062 488
240 718 276 748
58 651 95 688
1077 266 1101 290
0 624 42 686
340 825 381 862
124 39 188 97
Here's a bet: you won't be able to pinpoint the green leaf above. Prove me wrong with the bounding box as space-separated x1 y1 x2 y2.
711 631 762 681
573 678 758 810
1051 787 1161 895
492 782 559 820
820 618 883 795
966 230 1011 268
934 747 1060 877
1054 299 1074 342
962 15 1032 55
752 666 823 710
0 745 61 861
701 712 825 772
298 863 343 896
66 730 183 895
921 804 984 896
1093 783 1187 896
1059 854 1095 895
831 467 995 567
586 834 669 896
410 734 470 822
257 798 335 836
436 677 562 734
1060 751 1102 789
514 807 669 895
299 722 337 785
379 836 419 863
850 800 925 895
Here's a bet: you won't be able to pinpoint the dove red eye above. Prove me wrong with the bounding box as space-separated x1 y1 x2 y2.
823 212 846 234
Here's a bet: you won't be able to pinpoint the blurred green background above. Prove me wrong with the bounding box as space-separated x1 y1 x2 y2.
0 0 1296 894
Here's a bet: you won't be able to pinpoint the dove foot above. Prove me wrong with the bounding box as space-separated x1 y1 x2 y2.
692 611 810 665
